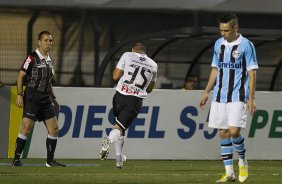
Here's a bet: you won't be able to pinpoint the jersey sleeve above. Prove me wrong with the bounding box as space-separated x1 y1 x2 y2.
116 52 128 71
245 41 259 71
211 40 220 68
20 55 35 74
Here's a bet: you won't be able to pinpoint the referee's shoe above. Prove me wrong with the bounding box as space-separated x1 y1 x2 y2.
46 159 66 167
12 159 22 167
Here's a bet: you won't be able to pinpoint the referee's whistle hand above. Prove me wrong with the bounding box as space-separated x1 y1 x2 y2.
16 96 23 108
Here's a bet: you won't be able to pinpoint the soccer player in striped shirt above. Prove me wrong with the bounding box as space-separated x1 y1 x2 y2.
199 13 258 182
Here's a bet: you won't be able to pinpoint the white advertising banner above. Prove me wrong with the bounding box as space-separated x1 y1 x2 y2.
28 88 282 160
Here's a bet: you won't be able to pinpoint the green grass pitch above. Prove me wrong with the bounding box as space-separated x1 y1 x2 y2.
0 159 281 183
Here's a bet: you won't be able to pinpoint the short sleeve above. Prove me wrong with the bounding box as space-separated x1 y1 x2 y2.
211 50 219 68
20 55 35 74
245 41 259 71
211 40 221 68
116 52 128 71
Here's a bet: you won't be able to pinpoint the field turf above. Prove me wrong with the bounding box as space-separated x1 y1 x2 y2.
0 159 281 183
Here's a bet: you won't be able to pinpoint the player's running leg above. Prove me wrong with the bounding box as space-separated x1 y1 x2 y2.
100 128 121 160
115 135 126 169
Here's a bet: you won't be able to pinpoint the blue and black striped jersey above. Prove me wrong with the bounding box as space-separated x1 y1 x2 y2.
211 35 258 103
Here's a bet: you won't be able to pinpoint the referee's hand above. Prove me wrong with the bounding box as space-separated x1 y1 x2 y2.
16 95 24 108
53 99 60 112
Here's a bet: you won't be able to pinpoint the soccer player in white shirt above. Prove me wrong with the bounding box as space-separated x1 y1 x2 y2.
100 43 158 169
199 14 258 182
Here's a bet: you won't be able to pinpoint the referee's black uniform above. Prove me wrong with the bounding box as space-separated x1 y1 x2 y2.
12 31 65 167
21 50 56 122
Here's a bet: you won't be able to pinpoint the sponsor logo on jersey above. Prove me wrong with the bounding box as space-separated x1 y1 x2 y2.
23 56 33 70
218 62 241 69
120 84 140 95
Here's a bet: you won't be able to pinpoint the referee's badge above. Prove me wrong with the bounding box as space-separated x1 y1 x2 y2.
232 50 240 59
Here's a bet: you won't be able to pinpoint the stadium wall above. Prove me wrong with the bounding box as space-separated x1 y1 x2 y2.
1 87 282 160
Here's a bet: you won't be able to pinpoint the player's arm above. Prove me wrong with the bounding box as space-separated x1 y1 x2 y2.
247 69 256 115
16 70 27 108
16 55 35 107
146 81 155 93
113 68 124 83
146 67 157 93
244 41 258 116
199 67 217 109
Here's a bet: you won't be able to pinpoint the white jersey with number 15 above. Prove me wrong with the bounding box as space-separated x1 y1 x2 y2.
115 52 158 98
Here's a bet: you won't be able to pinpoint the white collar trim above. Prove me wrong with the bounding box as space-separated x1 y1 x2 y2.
223 34 243 46
36 49 51 61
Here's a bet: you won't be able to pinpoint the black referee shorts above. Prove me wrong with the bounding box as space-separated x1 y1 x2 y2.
23 87 56 122
112 92 143 131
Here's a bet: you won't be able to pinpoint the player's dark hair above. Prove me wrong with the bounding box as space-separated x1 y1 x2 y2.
132 43 146 54
219 13 238 28
38 31 51 40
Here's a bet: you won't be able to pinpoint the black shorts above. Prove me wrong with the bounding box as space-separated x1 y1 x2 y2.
23 87 56 122
112 92 143 131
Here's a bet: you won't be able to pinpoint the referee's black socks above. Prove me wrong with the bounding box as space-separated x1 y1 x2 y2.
46 135 57 162
14 134 27 160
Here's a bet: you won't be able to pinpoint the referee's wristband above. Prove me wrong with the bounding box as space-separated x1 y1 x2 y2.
17 92 23 96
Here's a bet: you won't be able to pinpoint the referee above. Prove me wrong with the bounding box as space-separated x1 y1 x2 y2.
12 31 65 167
